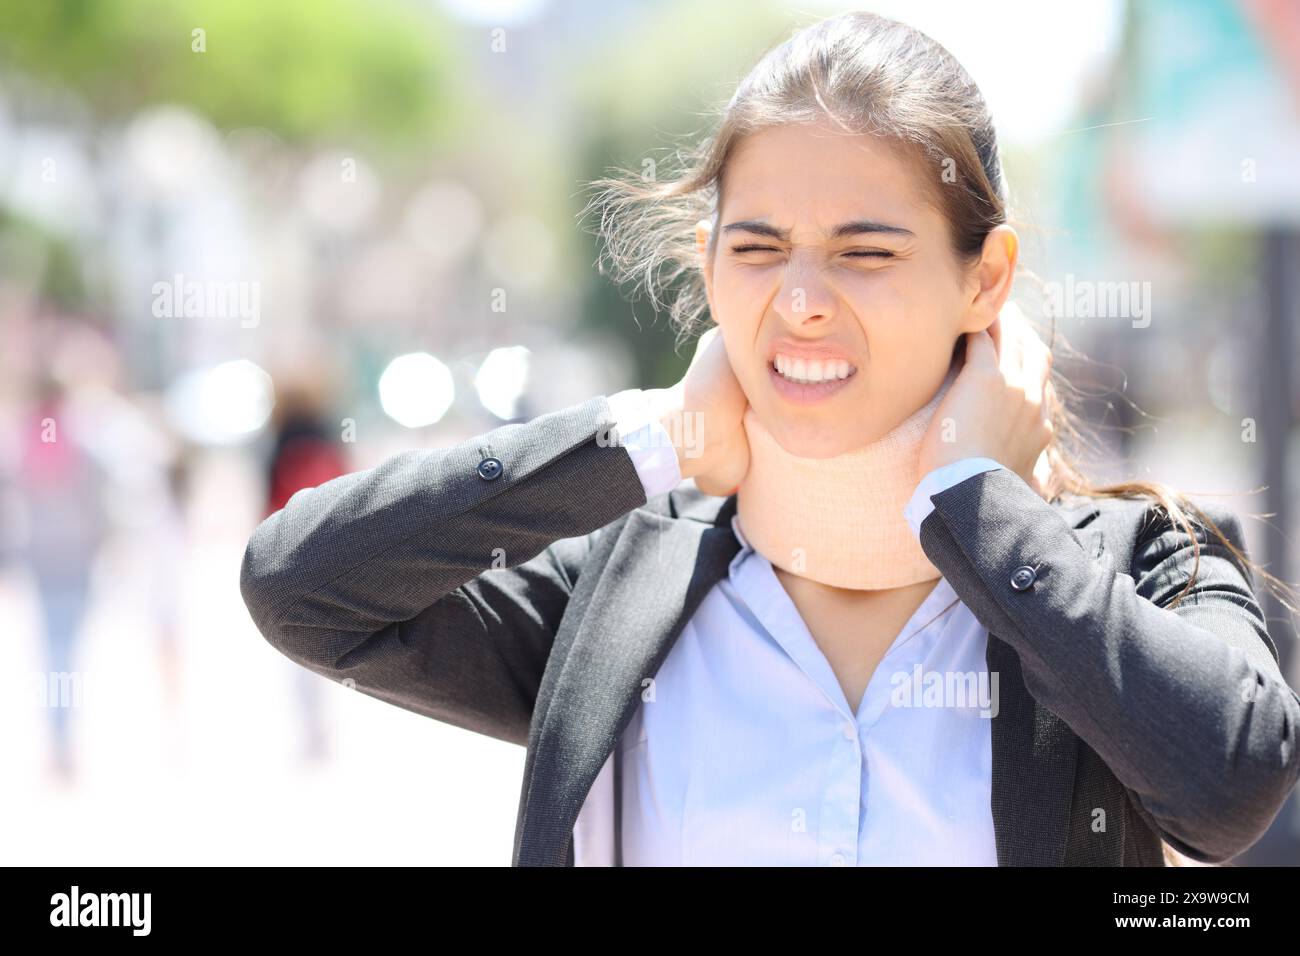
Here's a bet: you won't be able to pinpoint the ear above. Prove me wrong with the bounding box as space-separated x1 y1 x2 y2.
958 224 1018 334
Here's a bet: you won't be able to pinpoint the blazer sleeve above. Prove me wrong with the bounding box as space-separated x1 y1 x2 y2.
916 467 1300 864
239 394 649 747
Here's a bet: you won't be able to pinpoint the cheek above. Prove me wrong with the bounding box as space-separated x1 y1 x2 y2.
713 264 774 315
842 268 958 346
839 272 913 347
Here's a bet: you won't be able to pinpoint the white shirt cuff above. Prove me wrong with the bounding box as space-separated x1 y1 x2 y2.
605 389 682 499
904 457 1006 539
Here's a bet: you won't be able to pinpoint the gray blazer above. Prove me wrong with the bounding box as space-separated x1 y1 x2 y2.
239 394 1300 866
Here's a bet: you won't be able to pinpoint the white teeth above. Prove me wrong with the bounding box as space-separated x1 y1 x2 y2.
772 354 856 384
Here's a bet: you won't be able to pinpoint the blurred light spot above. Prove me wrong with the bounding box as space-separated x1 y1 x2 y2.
379 353 455 428
165 360 274 445
482 213 555 289
125 106 220 198
405 180 484 265
298 150 380 235
4 131 99 234
437 0 546 26
224 127 291 193
475 346 530 419
339 239 426 323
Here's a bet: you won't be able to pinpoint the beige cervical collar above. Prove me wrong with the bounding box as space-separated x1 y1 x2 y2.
735 359 960 591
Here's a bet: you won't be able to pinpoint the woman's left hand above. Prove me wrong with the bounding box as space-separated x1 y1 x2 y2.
917 301 1055 499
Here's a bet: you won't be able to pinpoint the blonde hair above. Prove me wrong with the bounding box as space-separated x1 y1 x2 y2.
581 10 1299 868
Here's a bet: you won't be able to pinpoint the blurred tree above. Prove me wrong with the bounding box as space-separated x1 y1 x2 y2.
569 0 796 389
0 0 469 152
0 211 85 309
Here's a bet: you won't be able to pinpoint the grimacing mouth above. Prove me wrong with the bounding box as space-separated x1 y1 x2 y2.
768 354 860 385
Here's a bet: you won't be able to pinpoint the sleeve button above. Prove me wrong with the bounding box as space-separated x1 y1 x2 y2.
476 456 504 481
1010 565 1037 590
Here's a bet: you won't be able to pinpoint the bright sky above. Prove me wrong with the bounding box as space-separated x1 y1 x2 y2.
831 0 1126 145
435 0 1126 146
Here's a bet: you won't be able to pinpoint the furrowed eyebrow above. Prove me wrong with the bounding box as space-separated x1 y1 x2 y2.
721 219 915 241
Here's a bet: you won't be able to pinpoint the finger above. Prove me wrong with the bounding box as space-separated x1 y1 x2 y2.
985 312 1003 359
999 300 1028 332
1021 329 1051 404
1019 315 1054 400
993 316 1024 387
998 301 1038 379
1030 447 1053 499
964 329 998 370
996 296 1027 328
1004 303 1053 368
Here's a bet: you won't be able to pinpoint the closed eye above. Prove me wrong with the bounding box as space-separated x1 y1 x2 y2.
729 245 895 259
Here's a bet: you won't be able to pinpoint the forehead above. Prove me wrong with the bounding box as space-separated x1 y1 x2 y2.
720 122 937 229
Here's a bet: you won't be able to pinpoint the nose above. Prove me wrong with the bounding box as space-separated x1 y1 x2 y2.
773 254 835 327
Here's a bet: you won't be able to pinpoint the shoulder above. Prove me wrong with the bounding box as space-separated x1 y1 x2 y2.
1055 487 1246 540
1054 489 1253 581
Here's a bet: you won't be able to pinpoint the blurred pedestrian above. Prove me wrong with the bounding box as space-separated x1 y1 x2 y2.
13 377 108 786
262 373 348 764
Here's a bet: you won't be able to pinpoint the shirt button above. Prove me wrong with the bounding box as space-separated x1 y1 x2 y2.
1010 565 1037 590
830 852 846 866
476 456 503 481
842 722 856 740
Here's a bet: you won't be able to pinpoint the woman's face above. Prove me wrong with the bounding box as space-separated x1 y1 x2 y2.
697 120 1013 457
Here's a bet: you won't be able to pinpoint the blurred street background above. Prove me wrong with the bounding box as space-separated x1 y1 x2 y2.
1 0 1298 865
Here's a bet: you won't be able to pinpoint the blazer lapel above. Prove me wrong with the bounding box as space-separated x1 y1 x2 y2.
515 497 741 866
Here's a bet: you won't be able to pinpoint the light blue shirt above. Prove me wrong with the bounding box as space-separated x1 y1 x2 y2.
572 390 1006 866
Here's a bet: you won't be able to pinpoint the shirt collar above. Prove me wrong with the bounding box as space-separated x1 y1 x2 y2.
726 513 754 578
730 512 752 551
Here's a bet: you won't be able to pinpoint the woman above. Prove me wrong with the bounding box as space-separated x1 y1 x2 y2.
239 12 1300 866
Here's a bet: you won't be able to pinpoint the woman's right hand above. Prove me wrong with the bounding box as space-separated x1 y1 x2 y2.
643 325 751 496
